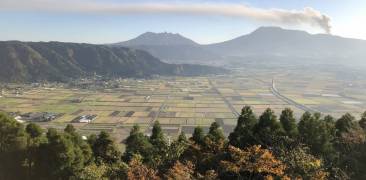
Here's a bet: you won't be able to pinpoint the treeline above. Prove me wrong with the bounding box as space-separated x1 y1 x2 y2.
1 107 366 179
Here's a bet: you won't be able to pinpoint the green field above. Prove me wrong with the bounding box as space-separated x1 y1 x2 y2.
1 66 366 142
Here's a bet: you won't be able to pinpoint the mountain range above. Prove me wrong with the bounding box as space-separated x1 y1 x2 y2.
0 41 225 82
1 26 366 83
113 32 219 64
114 27 366 65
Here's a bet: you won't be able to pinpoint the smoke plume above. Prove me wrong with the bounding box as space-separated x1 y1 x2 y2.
0 0 332 33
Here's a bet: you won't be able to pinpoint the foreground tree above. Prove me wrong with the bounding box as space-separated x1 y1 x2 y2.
334 113 366 179
279 144 328 179
34 128 83 179
279 108 298 137
165 161 194 180
127 154 159 180
298 112 335 158
149 121 168 168
206 122 225 143
25 123 44 179
167 132 188 165
220 145 287 179
124 125 153 163
254 108 283 146
229 106 257 148
359 111 366 130
91 131 121 164
0 113 27 179
191 126 205 145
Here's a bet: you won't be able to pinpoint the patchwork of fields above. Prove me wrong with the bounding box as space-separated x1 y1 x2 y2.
1 66 366 144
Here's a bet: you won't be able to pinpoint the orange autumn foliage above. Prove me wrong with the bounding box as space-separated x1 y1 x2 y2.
221 145 287 178
127 155 159 180
165 161 195 180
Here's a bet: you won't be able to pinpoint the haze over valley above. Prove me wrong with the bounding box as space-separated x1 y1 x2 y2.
1 1 366 179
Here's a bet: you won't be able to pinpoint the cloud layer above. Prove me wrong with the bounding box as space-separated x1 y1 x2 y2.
0 0 332 33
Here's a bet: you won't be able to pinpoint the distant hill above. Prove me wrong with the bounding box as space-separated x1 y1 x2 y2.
115 27 366 65
113 32 221 63
205 27 366 60
0 41 226 82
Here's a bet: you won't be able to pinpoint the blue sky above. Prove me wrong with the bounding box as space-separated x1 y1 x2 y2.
0 0 365 44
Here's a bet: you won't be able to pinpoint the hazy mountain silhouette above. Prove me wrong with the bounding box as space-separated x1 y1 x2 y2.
0 41 226 82
116 27 366 64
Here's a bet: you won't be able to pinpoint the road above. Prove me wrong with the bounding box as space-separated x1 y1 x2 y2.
242 72 318 113
145 93 170 134
208 79 240 117
270 80 318 113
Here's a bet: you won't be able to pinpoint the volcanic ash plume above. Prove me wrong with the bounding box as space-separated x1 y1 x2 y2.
0 1 332 33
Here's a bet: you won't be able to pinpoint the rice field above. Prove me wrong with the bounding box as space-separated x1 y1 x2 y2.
1 66 366 141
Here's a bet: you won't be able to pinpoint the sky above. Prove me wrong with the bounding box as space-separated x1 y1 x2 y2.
0 0 365 44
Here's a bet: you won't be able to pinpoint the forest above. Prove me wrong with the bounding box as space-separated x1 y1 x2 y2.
1 106 366 180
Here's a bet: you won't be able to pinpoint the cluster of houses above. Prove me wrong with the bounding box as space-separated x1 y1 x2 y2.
14 112 60 123
72 114 97 123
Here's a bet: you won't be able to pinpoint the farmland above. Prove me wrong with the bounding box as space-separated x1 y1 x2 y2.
1 64 366 145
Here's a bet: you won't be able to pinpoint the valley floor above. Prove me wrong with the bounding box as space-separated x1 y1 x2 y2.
1 64 366 148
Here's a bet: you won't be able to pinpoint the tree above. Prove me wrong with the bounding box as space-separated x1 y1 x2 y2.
34 128 81 179
220 145 287 179
206 122 225 143
167 132 188 164
229 106 257 148
0 113 27 180
127 154 159 180
191 126 205 145
254 108 283 146
26 123 43 139
79 163 109 180
165 161 194 180
64 124 76 134
124 125 153 162
25 123 44 179
279 144 328 179
298 112 336 159
92 131 121 164
279 108 298 137
334 113 366 179
150 121 167 147
149 121 168 168
359 111 366 130
336 113 357 135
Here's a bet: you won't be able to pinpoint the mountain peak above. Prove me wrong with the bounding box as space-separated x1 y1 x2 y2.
251 26 309 36
119 32 198 46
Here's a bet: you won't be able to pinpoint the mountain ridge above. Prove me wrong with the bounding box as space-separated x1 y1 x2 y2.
113 26 366 64
0 41 226 82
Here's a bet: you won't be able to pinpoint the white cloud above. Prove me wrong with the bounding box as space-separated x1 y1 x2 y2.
0 0 332 33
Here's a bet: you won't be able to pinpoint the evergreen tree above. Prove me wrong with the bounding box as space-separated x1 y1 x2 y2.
25 123 43 179
334 113 366 179
34 128 81 179
92 131 121 164
229 106 257 148
279 108 298 137
298 112 335 158
254 108 283 146
26 123 43 139
359 111 366 130
149 121 168 168
165 132 189 171
168 132 188 162
191 126 205 145
150 121 167 147
64 124 76 134
124 125 153 162
0 113 27 179
206 122 225 143
336 113 357 136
